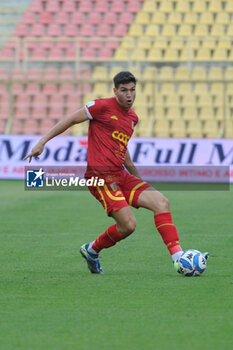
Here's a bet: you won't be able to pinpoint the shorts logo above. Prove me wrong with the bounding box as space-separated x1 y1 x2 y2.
26 168 44 187
112 130 130 146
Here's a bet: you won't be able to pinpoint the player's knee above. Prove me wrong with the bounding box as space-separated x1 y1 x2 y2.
155 196 170 214
119 217 136 237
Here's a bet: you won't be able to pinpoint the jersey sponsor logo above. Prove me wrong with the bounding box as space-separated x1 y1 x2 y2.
112 130 130 146
87 101 95 107
110 115 118 120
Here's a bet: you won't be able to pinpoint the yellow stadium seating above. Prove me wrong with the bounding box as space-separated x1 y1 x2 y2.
199 106 215 120
181 94 196 108
128 23 144 37
164 48 179 61
159 66 174 80
145 24 159 37
191 66 207 81
162 24 176 37
169 12 182 25
203 120 220 138
211 24 225 37
143 1 157 13
193 1 207 13
183 106 198 120
153 39 168 49
194 83 209 95
187 120 203 138
135 12 150 25
148 48 162 61
160 83 176 96
174 66 191 81
216 12 230 24
166 94 180 107
226 0 233 13
166 106 181 120
176 0 190 13
143 66 158 81
159 0 173 13
200 12 214 25
224 66 233 80
155 119 170 138
151 11 166 25
226 24 233 36
196 47 211 61
184 13 198 25
178 24 192 37
208 0 223 14
197 94 212 107
178 83 192 95
195 24 209 37
208 67 224 81
171 119 186 138
92 66 108 80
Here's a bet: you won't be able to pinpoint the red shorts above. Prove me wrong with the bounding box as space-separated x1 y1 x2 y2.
88 170 151 215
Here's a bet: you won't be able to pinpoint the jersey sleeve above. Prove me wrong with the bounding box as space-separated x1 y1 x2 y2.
84 99 104 120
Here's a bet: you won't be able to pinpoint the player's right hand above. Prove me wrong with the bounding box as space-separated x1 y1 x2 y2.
23 142 44 163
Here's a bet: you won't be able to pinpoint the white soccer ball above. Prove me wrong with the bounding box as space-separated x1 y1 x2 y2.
178 249 207 277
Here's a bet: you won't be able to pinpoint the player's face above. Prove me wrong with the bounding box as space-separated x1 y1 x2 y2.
114 82 136 109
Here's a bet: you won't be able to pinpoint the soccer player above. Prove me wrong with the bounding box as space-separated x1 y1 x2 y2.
24 71 207 274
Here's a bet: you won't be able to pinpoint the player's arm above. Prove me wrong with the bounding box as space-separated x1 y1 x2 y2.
124 149 141 179
24 107 88 162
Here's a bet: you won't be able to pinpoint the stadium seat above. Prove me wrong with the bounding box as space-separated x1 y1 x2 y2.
199 106 214 120
43 66 59 81
47 23 62 37
194 83 208 95
22 11 36 25
211 24 225 37
49 47 64 59
177 83 192 95
111 1 125 14
89 12 101 25
135 12 150 25
0 119 6 133
148 48 162 61
62 0 76 13
193 1 207 13
159 0 173 13
31 105 47 120
162 24 176 37
196 48 211 61
208 0 223 14
183 106 198 120
216 12 229 24
200 12 213 25
178 24 192 37
127 1 141 14
40 119 55 134
128 24 144 37
155 119 170 138
213 48 228 61
171 119 186 138
29 0 43 13
166 94 180 107
187 120 203 138
169 12 182 25
14 23 29 37
55 11 69 24
166 106 181 120
197 94 212 107
203 120 219 138
96 23 111 37
181 94 196 108
175 66 190 81
95 0 109 13
184 13 198 25
14 105 29 120
64 23 79 36
164 48 179 61
160 83 176 96
38 12 52 25
43 83 58 96
159 66 174 80
224 66 233 80
104 12 117 25
112 23 128 37
208 67 224 81
152 12 165 24
71 12 86 25
80 23 95 37
191 66 207 81
145 24 159 37
120 12 133 25
79 1 93 13
31 23 46 37
46 0 60 13
143 0 156 13
48 105 64 121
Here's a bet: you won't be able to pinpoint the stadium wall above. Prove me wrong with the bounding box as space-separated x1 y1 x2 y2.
0 135 232 182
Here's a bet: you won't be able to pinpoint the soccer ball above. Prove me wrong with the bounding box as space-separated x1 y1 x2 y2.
178 249 207 277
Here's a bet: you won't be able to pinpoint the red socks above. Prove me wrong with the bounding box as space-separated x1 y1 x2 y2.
154 212 182 256
92 224 123 253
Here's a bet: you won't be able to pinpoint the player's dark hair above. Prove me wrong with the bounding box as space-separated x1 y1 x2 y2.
113 71 137 88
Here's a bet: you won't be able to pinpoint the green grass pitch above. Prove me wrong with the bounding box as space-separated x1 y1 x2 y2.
0 180 233 350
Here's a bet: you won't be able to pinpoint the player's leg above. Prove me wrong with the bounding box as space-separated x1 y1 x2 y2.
80 181 136 273
137 187 183 262
89 206 136 254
